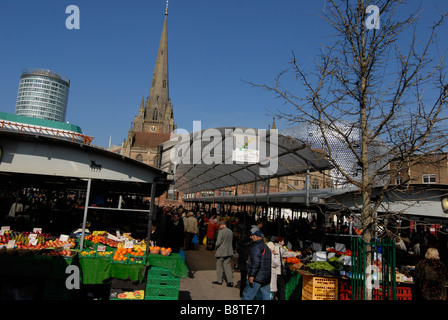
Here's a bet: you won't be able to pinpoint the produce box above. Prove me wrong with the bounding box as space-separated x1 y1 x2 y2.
110 289 145 300
128 254 147 265
111 258 128 264
80 250 96 258
96 251 113 258
302 275 338 300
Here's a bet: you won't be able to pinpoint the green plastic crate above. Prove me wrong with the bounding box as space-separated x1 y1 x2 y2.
147 276 180 288
145 285 179 300
147 267 173 278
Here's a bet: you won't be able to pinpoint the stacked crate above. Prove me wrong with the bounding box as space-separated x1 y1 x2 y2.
302 275 338 300
145 267 180 300
373 286 412 300
338 279 352 300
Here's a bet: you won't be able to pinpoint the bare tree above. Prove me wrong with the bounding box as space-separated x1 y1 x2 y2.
247 0 448 299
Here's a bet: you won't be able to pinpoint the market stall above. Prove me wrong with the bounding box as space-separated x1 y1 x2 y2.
0 228 189 300
280 238 415 301
0 131 189 300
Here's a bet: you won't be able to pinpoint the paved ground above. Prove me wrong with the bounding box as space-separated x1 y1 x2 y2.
179 244 243 300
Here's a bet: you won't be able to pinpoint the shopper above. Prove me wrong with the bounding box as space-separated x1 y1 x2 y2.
213 220 234 287
250 218 263 234
236 235 252 297
184 211 198 250
164 212 184 253
414 247 448 300
197 213 207 243
241 230 271 300
206 217 219 251
149 224 163 246
8 198 24 218
267 236 300 300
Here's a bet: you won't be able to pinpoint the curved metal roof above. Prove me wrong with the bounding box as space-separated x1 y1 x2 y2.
0 130 170 196
159 127 333 193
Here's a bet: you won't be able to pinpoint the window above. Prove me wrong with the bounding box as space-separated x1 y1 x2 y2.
167 188 179 201
136 154 143 162
423 174 436 184
396 176 403 185
312 179 319 189
153 109 159 121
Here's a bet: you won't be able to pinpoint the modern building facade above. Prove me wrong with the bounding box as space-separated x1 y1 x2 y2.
15 68 70 122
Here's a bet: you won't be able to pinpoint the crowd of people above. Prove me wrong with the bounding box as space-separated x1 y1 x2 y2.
151 206 302 300
3 187 448 301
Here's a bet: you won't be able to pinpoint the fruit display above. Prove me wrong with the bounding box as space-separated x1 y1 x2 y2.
10 232 75 250
129 248 145 257
91 231 108 236
149 246 160 254
0 230 13 245
117 240 146 252
161 247 172 256
45 238 76 249
327 247 352 256
97 251 113 257
306 261 336 272
85 234 118 247
41 249 74 257
112 247 131 263
80 250 96 257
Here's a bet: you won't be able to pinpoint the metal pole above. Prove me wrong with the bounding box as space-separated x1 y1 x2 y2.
79 178 92 250
146 181 157 253
305 167 310 207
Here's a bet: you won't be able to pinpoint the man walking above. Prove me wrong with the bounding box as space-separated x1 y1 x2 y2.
184 211 198 250
213 220 234 287
241 229 271 300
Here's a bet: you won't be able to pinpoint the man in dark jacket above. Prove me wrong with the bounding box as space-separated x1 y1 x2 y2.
236 235 252 297
241 230 271 300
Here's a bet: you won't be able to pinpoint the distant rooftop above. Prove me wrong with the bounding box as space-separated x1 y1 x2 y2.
0 111 93 144
21 68 70 86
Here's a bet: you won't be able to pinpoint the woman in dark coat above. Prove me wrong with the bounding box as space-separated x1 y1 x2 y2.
415 247 448 300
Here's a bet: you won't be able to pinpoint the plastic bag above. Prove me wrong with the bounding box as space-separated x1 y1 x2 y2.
192 234 199 244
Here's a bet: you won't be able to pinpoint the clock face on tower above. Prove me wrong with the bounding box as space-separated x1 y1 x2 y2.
150 126 156 132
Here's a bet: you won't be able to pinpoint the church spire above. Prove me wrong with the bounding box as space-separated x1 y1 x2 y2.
147 5 169 116
271 116 277 130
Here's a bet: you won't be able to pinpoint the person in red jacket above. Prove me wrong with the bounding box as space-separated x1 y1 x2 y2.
206 217 219 251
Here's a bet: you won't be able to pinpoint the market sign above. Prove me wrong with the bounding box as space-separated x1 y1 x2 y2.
232 133 260 164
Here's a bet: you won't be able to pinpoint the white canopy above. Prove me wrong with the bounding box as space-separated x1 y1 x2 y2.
159 127 332 194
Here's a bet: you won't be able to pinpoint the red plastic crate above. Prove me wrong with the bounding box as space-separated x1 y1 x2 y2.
396 287 412 300
338 279 352 300
339 291 352 300
338 282 412 300
373 286 412 300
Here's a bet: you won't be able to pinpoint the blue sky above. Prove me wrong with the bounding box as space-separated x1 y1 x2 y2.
0 0 447 148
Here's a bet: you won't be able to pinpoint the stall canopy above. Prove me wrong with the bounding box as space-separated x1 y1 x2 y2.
0 130 172 249
0 130 170 194
159 127 333 194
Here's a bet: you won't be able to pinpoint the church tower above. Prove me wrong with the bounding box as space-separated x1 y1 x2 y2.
122 4 175 167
